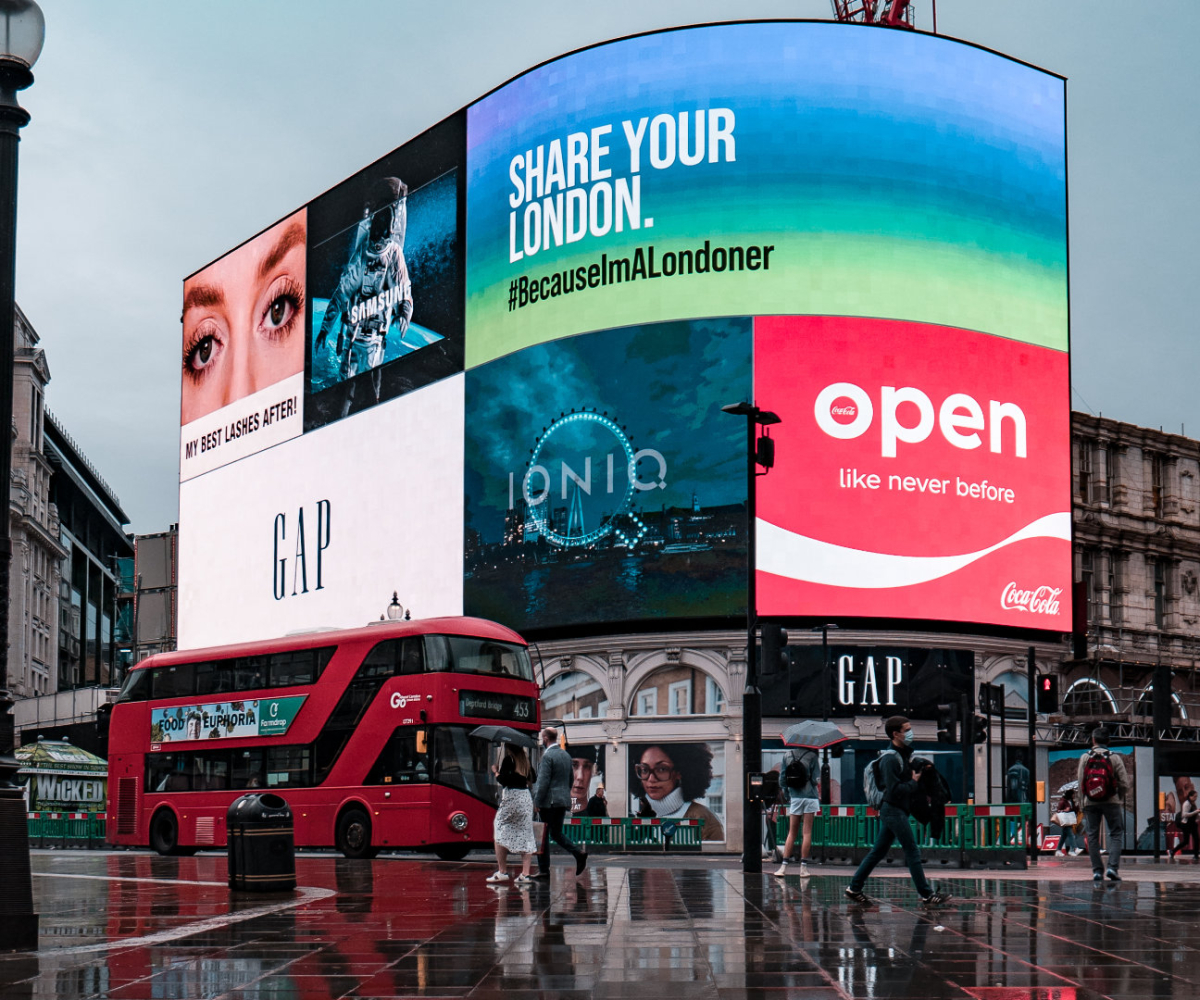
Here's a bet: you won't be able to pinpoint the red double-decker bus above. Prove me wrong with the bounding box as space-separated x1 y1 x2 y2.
106 616 538 858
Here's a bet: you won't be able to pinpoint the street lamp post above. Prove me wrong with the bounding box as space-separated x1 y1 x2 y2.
813 623 838 803
721 401 780 875
0 0 45 954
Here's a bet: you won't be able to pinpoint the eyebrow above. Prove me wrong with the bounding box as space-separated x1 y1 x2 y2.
182 283 225 314
258 222 306 279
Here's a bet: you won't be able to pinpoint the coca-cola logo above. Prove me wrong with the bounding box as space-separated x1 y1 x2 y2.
1001 582 1062 615
829 398 858 423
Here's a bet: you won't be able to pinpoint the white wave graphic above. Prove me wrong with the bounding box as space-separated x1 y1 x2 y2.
757 512 1071 590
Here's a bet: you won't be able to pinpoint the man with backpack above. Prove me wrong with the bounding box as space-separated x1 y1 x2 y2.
1077 726 1131 881
845 716 951 906
774 749 819 878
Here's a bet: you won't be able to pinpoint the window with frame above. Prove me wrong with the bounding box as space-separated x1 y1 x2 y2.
1108 552 1121 626
1151 454 1166 517
668 679 693 716
1097 445 1112 505
1078 441 1092 502
706 677 726 714
365 726 431 785
636 689 658 716
1080 549 1095 623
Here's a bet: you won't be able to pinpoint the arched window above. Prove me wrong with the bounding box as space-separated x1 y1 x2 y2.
1132 689 1188 721
541 670 606 722
630 666 725 717
1061 679 1118 717
993 670 1031 721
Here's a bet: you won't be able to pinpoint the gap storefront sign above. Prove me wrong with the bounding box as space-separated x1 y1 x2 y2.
761 647 974 719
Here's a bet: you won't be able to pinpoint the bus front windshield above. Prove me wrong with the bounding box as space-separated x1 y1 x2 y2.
431 726 503 806
425 636 534 682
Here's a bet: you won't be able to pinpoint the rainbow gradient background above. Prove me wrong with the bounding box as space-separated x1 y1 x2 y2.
465 21 1067 368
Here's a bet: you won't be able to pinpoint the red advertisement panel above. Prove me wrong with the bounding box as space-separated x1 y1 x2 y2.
755 316 1070 630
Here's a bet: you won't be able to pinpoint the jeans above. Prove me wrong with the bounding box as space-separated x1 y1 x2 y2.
849 802 932 897
1084 801 1124 873
538 806 582 872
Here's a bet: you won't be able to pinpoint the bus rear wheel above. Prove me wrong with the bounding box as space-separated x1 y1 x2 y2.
433 843 471 861
337 808 379 860
149 808 195 856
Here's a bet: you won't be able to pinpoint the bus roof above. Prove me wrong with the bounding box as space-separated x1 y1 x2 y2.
131 616 527 672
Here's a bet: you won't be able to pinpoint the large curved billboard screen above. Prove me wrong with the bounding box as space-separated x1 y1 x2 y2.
178 21 1068 647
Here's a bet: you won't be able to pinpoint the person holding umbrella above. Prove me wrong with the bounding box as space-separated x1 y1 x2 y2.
489 741 537 885
775 720 845 879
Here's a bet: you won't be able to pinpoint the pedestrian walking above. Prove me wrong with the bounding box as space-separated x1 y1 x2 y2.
844 716 951 906
1077 726 1131 882
489 744 538 885
533 728 587 878
1172 788 1200 860
774 749 819 878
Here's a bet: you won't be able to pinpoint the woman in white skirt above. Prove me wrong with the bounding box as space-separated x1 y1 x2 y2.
489 744 537 884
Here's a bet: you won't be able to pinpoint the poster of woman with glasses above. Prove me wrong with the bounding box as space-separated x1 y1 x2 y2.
629 743 725 842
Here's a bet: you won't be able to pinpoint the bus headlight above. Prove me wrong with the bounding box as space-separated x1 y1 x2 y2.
448 811 469 833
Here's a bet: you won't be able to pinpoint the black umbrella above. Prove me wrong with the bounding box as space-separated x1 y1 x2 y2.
469 725 538 748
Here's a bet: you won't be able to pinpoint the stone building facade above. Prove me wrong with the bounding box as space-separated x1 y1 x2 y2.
1067 412 1200 727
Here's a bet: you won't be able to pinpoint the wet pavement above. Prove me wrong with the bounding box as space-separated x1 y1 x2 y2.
4 852 1200 999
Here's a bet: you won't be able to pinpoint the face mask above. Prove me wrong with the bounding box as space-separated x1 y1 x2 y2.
903 730 915 746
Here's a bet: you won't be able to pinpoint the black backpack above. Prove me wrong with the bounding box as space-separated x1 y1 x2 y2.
784 756 810 791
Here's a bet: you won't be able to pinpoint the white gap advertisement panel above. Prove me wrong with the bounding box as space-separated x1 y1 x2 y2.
178 374 464 649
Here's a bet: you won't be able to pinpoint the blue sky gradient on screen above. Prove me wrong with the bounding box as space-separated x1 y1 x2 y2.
466 21 1066 361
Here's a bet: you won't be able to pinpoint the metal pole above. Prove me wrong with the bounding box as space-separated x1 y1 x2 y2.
741 413 761 875
986 687 993 801
1026 647 1038 860
0 54 38 952
821 626 830 722
999 686 1007 797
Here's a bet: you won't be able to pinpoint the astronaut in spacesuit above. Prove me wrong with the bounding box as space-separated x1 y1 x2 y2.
315 175 413 418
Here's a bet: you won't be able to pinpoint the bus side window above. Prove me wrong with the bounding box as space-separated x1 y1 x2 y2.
232 749 265 789
153 664 195 700
365 727 429 785
400 637 424 675
424 635 450 672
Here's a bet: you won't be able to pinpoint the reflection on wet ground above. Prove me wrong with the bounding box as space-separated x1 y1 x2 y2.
3 852 1199 999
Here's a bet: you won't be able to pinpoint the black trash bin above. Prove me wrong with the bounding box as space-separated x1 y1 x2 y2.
227 793 296 892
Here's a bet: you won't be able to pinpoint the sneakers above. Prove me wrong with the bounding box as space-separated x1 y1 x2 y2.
773 862 789 877
921 891 952 906
514 874 535 885
486 871 510 883
844 887 871 904
775 860 811 878
1093 871 1103 882
1071 848 1084 856
1106 868 1121 881
797 863 811 878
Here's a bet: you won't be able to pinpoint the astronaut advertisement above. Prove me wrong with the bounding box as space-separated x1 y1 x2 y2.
305 113 465 431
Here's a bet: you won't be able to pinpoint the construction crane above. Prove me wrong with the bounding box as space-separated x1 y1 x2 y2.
830 0 918 30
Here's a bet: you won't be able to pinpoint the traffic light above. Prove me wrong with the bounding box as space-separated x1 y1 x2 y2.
1036 674 1059 714
760 624 790 677
936 702 958 744
972 714 989 744
756 434 776 470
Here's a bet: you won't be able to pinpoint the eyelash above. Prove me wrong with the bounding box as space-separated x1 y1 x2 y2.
259 278 304 340
182 324 222 384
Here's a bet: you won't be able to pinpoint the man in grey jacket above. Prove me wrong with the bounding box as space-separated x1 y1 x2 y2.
533 728 587 878
1077 726 1131 881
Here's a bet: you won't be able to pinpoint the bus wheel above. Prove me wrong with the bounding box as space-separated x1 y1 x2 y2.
433 843 471 861
337 808 378 860
149 809 181 856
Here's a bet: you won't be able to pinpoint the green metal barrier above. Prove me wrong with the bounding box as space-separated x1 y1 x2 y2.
775 804 1029 868
561 817 704 852
28 811 107 849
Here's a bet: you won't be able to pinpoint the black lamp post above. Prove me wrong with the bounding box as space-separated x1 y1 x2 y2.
721 400 780 875
0 0 44 955
812 623 838 803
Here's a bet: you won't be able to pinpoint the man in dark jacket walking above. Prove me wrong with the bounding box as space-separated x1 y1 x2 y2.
845 716 951 906
533 728 587 878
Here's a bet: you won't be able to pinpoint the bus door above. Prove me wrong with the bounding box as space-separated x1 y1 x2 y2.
364 725 433 847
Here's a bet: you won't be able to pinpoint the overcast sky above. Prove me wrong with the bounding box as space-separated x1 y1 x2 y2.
15 0 1199 532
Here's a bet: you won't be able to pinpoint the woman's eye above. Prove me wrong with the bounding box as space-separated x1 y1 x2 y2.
265 295 295 329
187 335 217 371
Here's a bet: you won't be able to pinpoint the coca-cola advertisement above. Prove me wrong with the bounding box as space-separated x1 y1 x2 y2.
755 315 1070 630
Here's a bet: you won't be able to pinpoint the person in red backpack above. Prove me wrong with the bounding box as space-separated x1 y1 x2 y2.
1076 727 1131 882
